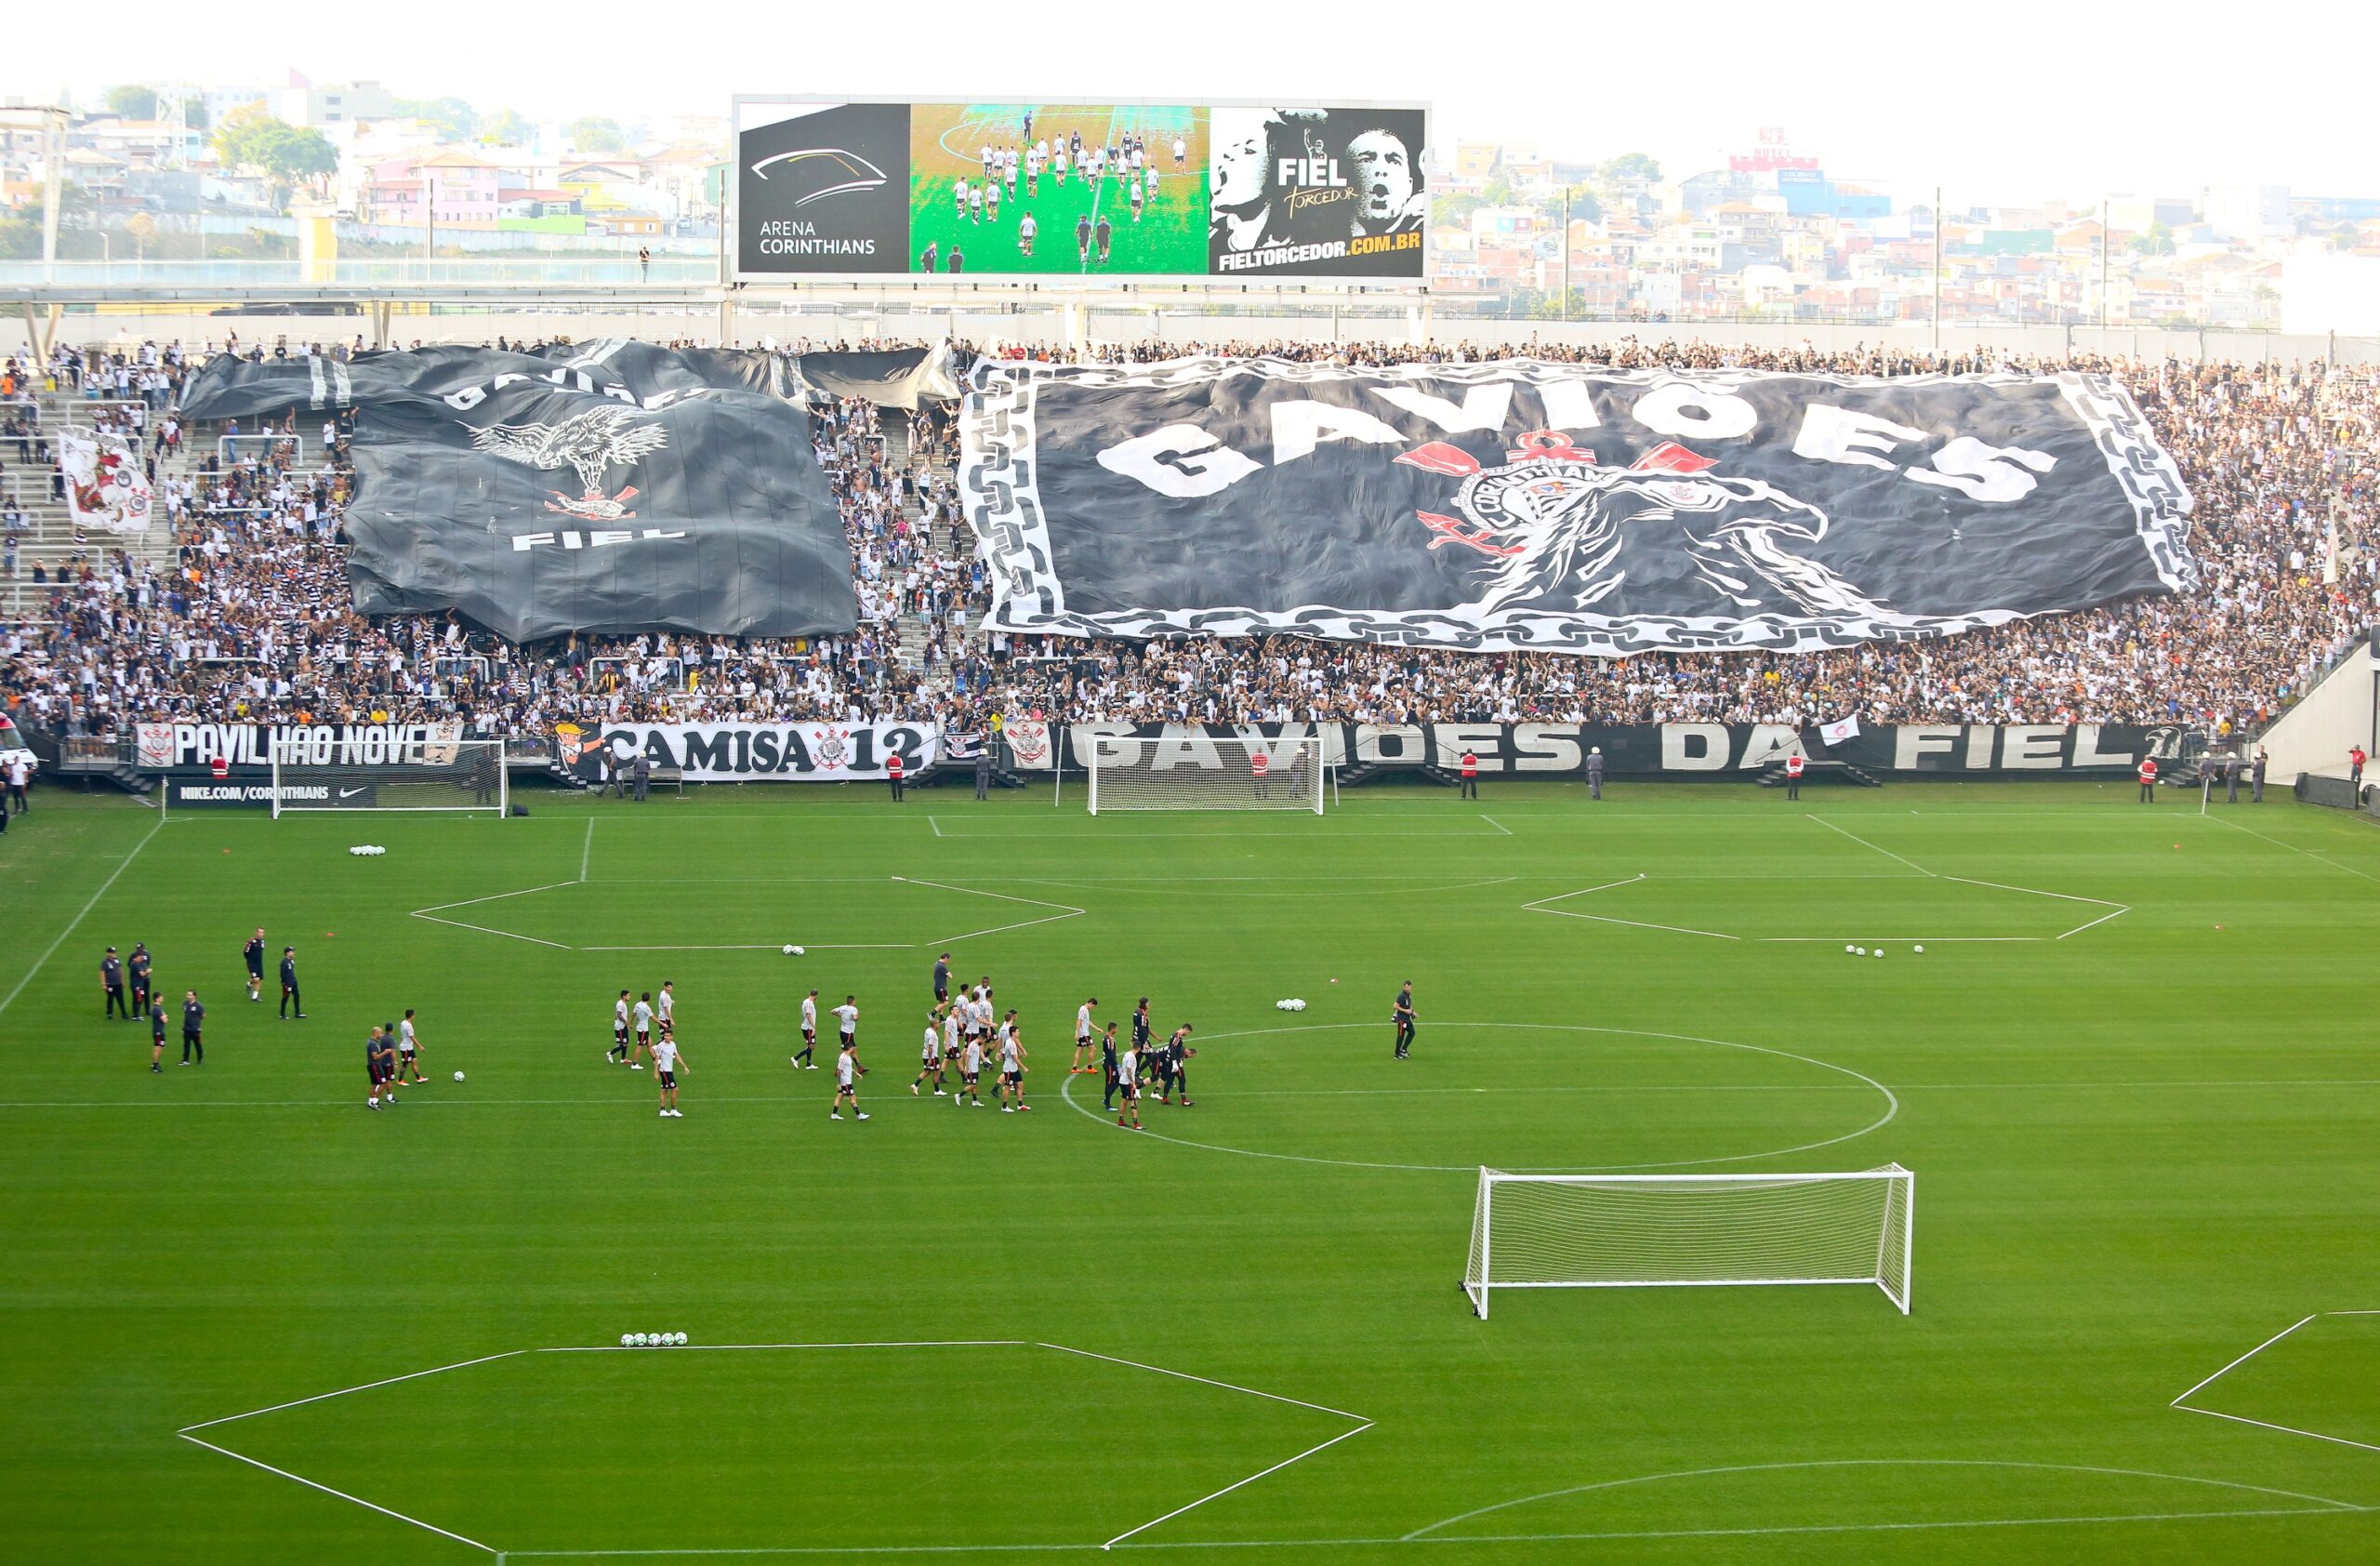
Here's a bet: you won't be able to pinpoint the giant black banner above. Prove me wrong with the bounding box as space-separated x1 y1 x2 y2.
964 359 2195 655
183 342 858 643
1008 722 2205 777
786 346 959 409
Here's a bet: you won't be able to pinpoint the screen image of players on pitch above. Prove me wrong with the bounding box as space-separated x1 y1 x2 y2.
907 103 1211 278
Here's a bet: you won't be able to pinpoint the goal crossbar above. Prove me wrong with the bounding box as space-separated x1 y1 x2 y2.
1464 1164 1912 1320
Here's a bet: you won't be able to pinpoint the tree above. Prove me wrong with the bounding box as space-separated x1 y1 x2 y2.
214 109 338 206
395 95 478 140
480 108 533 146
125 212 161 260
1563 188 1603 223
570 116 627 154
104 84 159 121
2131 220 2175 258
1597 153 1662 187
1431 192 1485 229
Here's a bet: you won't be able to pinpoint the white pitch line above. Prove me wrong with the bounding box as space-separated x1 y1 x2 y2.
1409 1506 2363 1547
579 817 595 883
1761 936 2041 943
1810 815 1936 876
930 814 944 838
2170 1316 2319 1406
1480 815 1511 836
539 1340 1021 1354
1532 909 1739 940
2204 812 2380 885
1941 874 2124 908
180 1348 530 1431
178 1433 499 1554
413 880 582 915
1099 1422 1374 1552
1036 1343 1369 1423
1520 873 1648 909
578 944 913 952
0 811 164 1019
413 914 573 950
2056 906 2131 939
2175 1405 2380 1455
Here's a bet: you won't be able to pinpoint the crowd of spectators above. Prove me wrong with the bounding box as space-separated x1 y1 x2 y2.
3 332 2373 750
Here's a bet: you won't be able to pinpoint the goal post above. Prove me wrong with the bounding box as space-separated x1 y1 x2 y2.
1086 736 1325 815
1463 1165 1912 1320
270 738 509 816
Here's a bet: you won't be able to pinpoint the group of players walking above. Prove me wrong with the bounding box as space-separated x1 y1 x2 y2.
594 949 1200 1131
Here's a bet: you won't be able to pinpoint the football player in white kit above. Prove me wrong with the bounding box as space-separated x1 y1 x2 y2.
397 1008 428 1084
985 181 1000 223
609 989 632 1064
957 1034 985 1107
912 1008 946 1096
654 1032 688 1117
795 988 819 1069
1018 213 1038 258
630 992 654 1068
1070 997 1099 1074
953 176 970 222
829 1039 868 1121
997 1011 1029 1112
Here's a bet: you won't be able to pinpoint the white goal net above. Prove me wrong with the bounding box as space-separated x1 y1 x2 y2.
1463 1165 1912 1319
1087 736 1325 815
271 739 509 816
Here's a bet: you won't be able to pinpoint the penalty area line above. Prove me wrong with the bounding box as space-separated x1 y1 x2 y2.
178 1433 500 1554
1099 1422 1375 1551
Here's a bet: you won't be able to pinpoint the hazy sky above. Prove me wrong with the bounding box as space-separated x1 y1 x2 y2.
12 0 2374 206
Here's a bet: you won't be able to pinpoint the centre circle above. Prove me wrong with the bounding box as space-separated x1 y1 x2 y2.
1063 1021 1897 1174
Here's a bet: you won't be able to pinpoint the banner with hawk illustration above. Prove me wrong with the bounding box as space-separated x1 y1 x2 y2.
183 342 857 642
961 358 2196 655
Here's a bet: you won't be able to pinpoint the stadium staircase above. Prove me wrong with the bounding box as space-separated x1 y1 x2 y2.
3 388 203 621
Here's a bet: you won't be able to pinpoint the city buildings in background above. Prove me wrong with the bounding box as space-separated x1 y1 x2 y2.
6 79 2380 330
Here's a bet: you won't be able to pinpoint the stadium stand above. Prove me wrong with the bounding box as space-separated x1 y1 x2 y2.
3 334 2374 755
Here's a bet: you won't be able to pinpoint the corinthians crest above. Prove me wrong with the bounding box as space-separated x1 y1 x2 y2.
1396 431 1893 622
469 405 670 523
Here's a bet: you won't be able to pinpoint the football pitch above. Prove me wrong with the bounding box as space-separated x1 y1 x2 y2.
908 103 1210 277
6 780 2379 1564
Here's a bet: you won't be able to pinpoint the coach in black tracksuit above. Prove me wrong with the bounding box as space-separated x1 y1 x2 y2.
279 947 306 1019
101 948 131 1019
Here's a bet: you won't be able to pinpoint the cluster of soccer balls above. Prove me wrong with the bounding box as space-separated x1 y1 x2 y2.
621 1332 690 1347
1845 945 1924 958
348 844 387 856
1275 999 1307 1012
779 945 807 956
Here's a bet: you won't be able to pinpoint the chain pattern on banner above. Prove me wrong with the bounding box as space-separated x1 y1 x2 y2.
961 358 2197 656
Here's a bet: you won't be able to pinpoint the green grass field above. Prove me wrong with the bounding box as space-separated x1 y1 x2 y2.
908 103 1210 277
6 779 2379 1564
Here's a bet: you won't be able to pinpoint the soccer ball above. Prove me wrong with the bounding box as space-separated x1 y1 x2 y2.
1854 947 1866 956
792 946 805 956
453 1071 465 1082
674 1332 689 1346
783 944 795 954
1291 999 1306 1012
1913 944 1924 954
620 1334 634 1347
1844 944 1855 953
1874 949 1884 959
628 1333 647 1347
